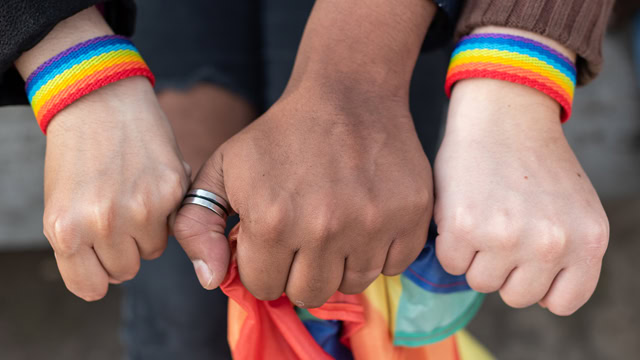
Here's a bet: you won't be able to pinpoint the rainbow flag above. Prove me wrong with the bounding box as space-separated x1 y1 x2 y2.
221 226 492 359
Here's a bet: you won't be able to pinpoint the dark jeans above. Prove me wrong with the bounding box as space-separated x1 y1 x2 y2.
123 1 450 359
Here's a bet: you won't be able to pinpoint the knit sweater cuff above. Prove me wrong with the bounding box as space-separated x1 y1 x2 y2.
455 0 614 85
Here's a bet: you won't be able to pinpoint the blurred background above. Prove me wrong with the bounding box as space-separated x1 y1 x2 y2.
1 5 639 360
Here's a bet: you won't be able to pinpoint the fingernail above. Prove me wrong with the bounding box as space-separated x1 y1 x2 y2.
192 259 214 289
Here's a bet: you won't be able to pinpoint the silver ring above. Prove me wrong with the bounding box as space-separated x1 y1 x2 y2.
188 189 229 211
185 189 229 214
182 197 228 220
182 189 230 220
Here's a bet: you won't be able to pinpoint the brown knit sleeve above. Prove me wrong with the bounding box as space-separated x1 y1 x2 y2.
456 0 615 85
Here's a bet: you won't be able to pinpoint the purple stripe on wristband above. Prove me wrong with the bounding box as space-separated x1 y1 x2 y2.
25 35 129 84
460 33 575 69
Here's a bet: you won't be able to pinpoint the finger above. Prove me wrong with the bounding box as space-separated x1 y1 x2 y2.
435 232 476 276
174 148 230 290
285 245 345 309
174 205 229 290
338 244 386 294
465 252 515 293
93 234 141 282
132 214 169 260
538 261 603 316
182 160 192 180
498 265 558 308
235 218 295 301
54 248 110 301
382 220 429 276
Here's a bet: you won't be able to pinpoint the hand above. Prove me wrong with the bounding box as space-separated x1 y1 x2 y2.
434 79 609 316
43 77 190 301
173 0 436 308
174 84 433 308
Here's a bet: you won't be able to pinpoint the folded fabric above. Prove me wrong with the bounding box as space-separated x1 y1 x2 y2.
221 226 493 359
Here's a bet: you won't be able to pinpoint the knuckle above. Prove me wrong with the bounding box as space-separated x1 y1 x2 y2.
533 226 567 263
160 169 186 205
416 186 432 207
407 188 432 218
492 233 518 251
163 168 185 191
341 269 380 294
255 201 291 238
351 267 382 281
79 292 106 302
286 282 332 309
127 194 151 224
435 237 467 275
466 273 501 293
44 214 81 256
69 284 108 302
439 257 467 276
117 262 141 282
141 241 168 260
250 287 283 302
307 208 334 242
382 262 407 276
88 203 116 238
546 299 579 316
499 289 532 309
583 219 610 256
360 202 383 232
340 283 369 295
438 206 477 242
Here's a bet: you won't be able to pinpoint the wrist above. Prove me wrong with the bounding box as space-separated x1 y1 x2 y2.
285 0 436 100
45 76 160 137
16 8 155 135
446 26 578 125
447 78 564 136
15 7 113 77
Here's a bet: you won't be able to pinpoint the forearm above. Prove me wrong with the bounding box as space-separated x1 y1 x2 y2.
14 7 113 78
286 0 437 99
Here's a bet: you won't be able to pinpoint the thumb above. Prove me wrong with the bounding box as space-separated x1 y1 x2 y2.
174 148 231 290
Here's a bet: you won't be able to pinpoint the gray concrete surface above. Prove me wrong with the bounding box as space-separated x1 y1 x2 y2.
0 31 638 359
0 251 122 360
0 106 45 248
565 31 640 198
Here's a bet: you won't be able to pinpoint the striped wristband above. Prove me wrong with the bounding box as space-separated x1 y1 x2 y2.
25 35 155 134
445 33 577 122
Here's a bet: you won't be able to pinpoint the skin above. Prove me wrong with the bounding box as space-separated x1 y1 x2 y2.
14 4 609 315
158 84 256 175
434 28 610 316
15 7 190 301
174 0 437 308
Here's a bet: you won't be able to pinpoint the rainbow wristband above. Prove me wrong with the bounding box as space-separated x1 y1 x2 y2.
25 35 155 134
445 33 577 122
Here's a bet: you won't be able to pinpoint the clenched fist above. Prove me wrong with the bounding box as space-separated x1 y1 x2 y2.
174 84 433 308
434 79 609 316
43 77 190 301
174 0 437 308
